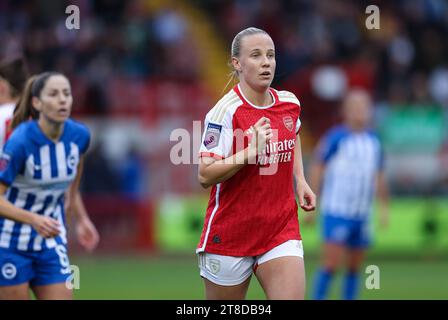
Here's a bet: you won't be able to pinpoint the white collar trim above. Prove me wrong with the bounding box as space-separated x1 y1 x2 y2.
238 84 276 109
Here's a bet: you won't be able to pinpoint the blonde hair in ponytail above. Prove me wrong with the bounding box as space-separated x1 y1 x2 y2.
221 64 239 96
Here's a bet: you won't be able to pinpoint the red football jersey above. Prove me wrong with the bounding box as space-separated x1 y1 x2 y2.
197 85 303 256
0 103 15 148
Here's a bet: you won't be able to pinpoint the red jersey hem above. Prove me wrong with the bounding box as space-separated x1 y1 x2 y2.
196 236 302 257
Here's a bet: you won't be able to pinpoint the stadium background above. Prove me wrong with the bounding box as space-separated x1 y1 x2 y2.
1 0 448 299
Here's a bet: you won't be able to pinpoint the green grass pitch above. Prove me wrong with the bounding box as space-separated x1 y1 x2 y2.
71 255 448 300
70 197 448 300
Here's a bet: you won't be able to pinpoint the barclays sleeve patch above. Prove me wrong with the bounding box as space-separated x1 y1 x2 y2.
203 123 222 150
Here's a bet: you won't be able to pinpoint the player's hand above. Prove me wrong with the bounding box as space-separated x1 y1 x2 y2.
31 214 61 238
296 179 316 212
248 117 272 156
76 216 100 252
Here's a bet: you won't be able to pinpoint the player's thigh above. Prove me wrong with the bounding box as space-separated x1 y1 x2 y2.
32 282 72 300
203 276 251 300
255 240 305 300
30 244 73 299
198 252 254 300
322 242 346 270
346 248 366 271
0 283 31 300
0 247 33 299
321 216 351 269
345 221 369 270
255 256 305 300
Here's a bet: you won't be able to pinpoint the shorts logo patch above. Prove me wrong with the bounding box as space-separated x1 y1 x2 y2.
283 116 294 132
204 123 222 150
208 259 221 275
1 263 17 280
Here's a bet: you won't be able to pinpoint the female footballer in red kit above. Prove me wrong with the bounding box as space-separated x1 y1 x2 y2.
197 27 316 300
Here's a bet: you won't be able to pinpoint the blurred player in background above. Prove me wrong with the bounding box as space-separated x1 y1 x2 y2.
0 72 99 299
0 57 94 256
0 57 28 145
0 57 96 245
197 27 315 300
308 89 389 300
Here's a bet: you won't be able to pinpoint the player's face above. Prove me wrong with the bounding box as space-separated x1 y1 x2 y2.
33 75 72 124
344 93 372 129
233 33 276 91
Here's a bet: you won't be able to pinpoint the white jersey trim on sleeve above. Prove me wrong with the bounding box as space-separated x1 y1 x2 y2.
199 90 243 159
277 90 301 106
210 90 243 123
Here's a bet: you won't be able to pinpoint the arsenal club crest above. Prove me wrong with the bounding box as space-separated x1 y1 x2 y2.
283 116 294 132
208 258 221 275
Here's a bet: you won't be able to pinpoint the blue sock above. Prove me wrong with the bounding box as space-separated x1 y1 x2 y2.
343 271 359 300
313 269 334 300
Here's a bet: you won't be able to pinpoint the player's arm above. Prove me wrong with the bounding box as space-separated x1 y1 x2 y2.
66 156 87 220
376 170 389 228
0 136 60 238
66 156 100 251
198 152 252 188
198 117 271 188
293 134 316 212
0 182 60 238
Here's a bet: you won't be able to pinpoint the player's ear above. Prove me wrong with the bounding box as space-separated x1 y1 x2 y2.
31 96 42 112
231 57 241 73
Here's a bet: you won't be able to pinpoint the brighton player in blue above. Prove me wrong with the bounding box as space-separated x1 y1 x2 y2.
309 89 389 300
0 72 99 299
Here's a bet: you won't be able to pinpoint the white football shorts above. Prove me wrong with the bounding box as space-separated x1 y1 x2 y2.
198 239 304 286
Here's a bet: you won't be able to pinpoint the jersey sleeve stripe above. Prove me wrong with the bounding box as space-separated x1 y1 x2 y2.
199 152 224 160
210 90 242 121
215 96 241 123
279 97 301 105
277 94 301 107
210 91 237 120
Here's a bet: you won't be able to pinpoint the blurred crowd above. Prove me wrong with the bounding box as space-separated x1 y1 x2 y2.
1 0 203 117
1 0 447 109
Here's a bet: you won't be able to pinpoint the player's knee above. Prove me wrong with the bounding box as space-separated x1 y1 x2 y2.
323 256 340 272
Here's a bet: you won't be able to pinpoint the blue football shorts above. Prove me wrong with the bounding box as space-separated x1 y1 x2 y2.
322 214 371 248
0 244 72 286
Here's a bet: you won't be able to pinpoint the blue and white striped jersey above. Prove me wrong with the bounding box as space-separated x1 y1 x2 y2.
315 125 384 221
0 119 90 251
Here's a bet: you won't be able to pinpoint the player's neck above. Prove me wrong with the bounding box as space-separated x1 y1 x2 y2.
238 81 272 107
0 95 17 106
38 118 65 142
346 122 366 132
